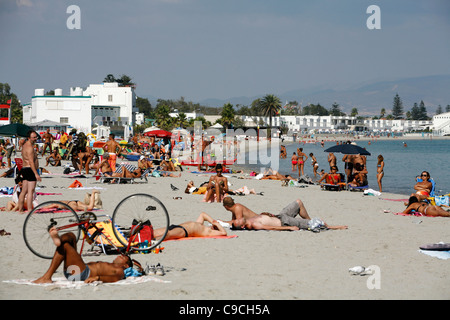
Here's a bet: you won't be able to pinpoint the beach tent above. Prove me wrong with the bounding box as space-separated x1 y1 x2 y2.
324 144 371 156
0 123 39 138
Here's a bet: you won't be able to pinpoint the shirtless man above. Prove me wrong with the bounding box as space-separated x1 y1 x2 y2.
45 149 62 166
153 212 227 240
17 130 41 213
205 164 228 203
102 134 121 171
224 197 347 231
33 227 135 284
410 171 433 202
41 129 54 156
102 133 122 155
94 153 113 176
327 152 336 171
78 146 96 174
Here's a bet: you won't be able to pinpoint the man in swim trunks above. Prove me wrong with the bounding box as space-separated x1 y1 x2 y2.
153 212 227 240
17 130 41 213
94 153 114 177
223 197 347 231
204 164 229 203
41 128 54 156
33 227 136 284
410 171 433 202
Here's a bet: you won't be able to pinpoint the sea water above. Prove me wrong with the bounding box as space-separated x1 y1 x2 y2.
237 138 450 196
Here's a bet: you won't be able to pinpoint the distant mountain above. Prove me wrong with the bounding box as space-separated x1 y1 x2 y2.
142 75 450 116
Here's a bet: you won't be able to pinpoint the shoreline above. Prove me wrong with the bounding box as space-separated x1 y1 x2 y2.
0 150 448 300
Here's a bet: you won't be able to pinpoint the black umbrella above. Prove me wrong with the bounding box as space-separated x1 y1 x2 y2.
0 123 39 138
324 144 371 156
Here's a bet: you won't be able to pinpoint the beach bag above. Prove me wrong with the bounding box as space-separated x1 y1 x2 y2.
131 219 154 244
434 195 449 207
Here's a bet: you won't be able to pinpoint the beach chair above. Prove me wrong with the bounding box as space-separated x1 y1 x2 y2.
84 215 128 255
99 163 148 184
13 158 23 178
320 173 346 191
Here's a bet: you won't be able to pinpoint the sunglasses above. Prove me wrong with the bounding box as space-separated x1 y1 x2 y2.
421 174 428 177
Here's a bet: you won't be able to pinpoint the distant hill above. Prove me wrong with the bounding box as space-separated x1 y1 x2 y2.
142 75 450 116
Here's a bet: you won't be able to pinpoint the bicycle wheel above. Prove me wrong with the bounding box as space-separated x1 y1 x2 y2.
112 194 170 253
23 201 80 259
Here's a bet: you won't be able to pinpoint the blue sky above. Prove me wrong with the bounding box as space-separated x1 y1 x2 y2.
1 0 449 104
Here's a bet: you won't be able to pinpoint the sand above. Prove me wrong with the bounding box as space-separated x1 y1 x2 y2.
0 153 449 301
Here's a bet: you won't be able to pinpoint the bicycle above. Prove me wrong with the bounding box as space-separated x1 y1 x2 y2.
23 193 170 259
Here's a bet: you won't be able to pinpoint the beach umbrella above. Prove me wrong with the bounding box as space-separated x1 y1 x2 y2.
0 123 40 138
143 129 172 138
324 144 371 156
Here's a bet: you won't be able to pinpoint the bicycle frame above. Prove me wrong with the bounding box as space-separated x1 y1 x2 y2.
52 216 143 257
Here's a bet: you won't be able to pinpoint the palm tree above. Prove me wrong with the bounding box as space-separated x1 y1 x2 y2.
219 103 236 129
155 105 173 130
258 94 281 128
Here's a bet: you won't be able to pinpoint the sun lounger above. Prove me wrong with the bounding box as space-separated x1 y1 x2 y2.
98 164 151 184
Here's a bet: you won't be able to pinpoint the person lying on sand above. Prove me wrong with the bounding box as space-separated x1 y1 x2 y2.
153 212 227 240
42 190 102 212
33 227 141 284
223 197 347 231
402 196 450 217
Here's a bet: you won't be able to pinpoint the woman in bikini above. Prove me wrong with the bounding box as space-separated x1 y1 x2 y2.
403 196 450 217
291 152 298 171
297 148 308 176
376 154 384 192
43 190 102 212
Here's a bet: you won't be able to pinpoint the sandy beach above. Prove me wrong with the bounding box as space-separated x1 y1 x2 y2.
0 152 449 301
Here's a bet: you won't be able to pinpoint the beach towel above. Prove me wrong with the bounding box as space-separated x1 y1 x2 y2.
3 276 170 289
163 235 238 242
393 211 436 217
418 250 450 260
68 180 83 188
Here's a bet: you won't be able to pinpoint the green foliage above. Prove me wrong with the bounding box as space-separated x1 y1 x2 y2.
392 93 404 119
0 82 22 123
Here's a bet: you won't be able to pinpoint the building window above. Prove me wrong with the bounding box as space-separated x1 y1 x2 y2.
108 95 113 102
60 117 68 124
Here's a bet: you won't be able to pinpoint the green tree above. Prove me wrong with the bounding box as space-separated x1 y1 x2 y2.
350 107 358 117
136 96 153 117
103 74 116 82
258 94 281 128
0 82 22 123
436 105 443 115
380 108 386 118
219 103 236 129
154 104 173 130
392 94 404 119
410 103 420 120
329 102 344 116
175 112 188 128
418 100 428 120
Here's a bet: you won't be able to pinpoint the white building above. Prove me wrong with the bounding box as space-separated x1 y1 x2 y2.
23 83 137 138
432 112 450 136
240 115 357 132
363 119 432 132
